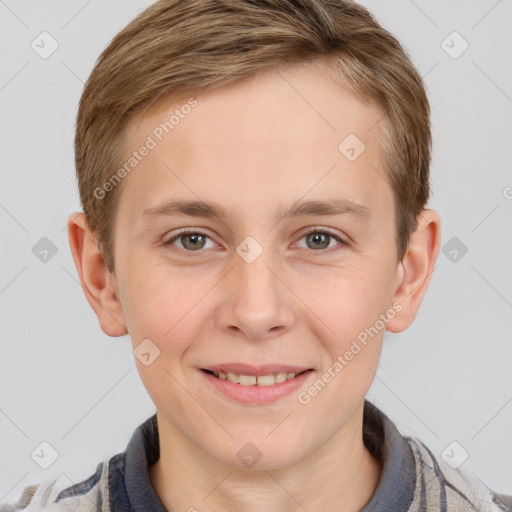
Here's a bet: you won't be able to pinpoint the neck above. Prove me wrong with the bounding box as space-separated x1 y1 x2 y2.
150 402 381 512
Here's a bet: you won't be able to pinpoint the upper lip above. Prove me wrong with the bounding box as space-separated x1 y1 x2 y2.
202 363 312 376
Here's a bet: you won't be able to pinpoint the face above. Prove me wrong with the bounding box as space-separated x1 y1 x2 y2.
110 61 402 469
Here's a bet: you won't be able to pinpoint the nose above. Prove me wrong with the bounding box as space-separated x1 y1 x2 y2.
214 244 296 341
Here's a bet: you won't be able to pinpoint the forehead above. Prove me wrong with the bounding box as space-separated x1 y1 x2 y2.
117 61 390 222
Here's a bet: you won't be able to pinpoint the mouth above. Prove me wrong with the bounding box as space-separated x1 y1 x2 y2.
199 365 315 404
200 368 313 387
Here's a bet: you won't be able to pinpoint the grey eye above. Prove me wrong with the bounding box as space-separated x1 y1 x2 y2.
165 231 216 251
296 231 344 251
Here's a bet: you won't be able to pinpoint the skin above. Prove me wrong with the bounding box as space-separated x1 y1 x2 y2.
68 60 441 512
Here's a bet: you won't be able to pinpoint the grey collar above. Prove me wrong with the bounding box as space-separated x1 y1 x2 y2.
121 400 416 511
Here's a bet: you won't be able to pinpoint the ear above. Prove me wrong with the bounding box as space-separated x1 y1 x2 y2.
386 209 441 333
67 212 128 337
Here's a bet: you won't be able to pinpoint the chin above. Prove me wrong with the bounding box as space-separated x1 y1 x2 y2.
211 439 306 472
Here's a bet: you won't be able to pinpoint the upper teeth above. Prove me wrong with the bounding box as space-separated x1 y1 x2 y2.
213 371 299 386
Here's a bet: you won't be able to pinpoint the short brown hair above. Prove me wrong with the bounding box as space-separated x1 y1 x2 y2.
75 0 431 273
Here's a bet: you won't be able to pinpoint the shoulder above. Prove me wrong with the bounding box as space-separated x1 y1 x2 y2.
0 458 111 512
405 436 512 512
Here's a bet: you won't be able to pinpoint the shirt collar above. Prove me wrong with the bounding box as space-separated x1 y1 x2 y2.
360 400 416 511
117 399 416 511
123 410 167 511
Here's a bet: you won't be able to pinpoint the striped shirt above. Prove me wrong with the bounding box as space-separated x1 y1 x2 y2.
1 400 510 511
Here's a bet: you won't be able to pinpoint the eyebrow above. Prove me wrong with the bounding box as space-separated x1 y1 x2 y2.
141 198 371 223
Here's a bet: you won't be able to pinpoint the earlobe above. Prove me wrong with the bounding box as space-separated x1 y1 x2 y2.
386 209 441 333
67 212 128 337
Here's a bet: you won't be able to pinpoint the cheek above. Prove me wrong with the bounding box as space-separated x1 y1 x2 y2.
298 263 391 344
293 264 391 410
295 271 388 423
120 262 200 345
122 268 211 407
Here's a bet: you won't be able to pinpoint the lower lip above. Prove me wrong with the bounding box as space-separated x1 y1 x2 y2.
200 369 314 404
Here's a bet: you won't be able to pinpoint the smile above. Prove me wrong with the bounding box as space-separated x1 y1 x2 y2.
199 367 314 404
202 369 310 387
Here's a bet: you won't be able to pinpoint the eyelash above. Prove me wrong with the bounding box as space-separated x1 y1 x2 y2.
162 227 347 254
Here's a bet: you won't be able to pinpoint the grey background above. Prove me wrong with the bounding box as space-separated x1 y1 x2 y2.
1 0 511 502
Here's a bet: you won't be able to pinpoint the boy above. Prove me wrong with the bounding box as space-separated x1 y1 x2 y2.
1 0 510 510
